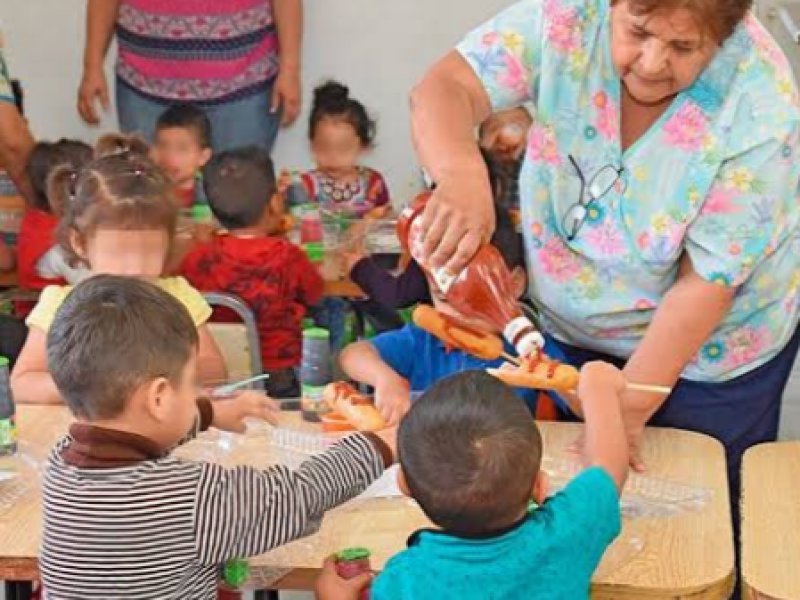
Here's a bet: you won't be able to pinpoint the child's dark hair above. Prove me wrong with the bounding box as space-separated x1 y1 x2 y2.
483 147 523 272
399 371 542 535
202 146 277 230
47 275 198 421
27 139 93 213
156 104 212 149
310 81 375 146
49 135 176 267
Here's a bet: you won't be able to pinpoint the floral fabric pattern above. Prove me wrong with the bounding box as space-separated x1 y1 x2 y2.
0 47 13 104
458 0 800 381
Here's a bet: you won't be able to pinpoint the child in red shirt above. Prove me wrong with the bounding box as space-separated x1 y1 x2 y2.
17 139 92 289
181 147 324 398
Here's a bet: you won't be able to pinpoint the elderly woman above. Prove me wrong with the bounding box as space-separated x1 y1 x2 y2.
411 0 800 504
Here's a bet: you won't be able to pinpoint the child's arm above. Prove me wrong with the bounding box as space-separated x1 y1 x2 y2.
170 278 229 384
349 259 430 311
578 361 629 492
192 430 393 564
340 340 411 425
196 324 229 385
10 327 63 405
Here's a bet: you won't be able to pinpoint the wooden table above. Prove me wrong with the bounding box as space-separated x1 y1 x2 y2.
742 442 800 600
0 407 735 598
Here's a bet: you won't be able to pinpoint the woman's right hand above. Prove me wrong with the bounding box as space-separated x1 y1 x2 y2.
419 167 496 274
78 66 110 125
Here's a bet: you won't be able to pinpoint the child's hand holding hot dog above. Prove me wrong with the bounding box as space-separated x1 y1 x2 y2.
374 374 412 426
339 342 412 426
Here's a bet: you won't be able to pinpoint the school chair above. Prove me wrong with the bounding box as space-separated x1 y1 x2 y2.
203 292 263 382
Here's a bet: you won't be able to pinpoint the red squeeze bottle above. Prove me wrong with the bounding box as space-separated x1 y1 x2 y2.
335 548 372 600
398 192 544 357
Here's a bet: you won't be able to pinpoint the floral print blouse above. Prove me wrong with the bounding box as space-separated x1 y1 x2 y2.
458 0 800 381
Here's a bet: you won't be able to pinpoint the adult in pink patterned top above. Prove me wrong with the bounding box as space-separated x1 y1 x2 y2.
77 0 302 152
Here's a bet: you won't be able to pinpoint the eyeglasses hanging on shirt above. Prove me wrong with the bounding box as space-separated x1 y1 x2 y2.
562 155 627 241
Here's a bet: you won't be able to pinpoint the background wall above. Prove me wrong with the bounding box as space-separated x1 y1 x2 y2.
0 0 512 204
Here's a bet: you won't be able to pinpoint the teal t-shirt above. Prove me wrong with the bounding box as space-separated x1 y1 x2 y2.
372 467 621 600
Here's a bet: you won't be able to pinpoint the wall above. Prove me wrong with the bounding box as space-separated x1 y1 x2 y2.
0 0 513 204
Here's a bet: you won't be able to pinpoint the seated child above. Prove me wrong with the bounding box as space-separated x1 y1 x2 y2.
318 368 628 600
301 80 389 217
40 275 394 599
299 81 391 350
339 188 565 425
152 104 213 211
19 139 93 287
181 147 324 398
11 135 227 405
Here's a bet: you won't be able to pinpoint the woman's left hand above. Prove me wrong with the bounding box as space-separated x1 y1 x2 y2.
620 390 664 472
569 389 660 472
272 67 302 126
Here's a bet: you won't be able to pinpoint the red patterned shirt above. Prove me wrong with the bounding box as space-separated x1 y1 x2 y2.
181 234 324 370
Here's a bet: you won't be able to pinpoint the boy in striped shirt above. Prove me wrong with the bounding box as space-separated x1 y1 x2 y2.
40 275 393 600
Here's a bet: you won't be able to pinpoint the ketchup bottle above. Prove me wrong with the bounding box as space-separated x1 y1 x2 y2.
398 192 544 357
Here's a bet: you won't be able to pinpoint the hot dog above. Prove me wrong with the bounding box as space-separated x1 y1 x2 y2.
412 305 504 361
323 382 387 432
487 353 579 392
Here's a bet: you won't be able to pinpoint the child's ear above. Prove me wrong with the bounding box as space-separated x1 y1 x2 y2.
532 471 549 505
142 377 173 423
199 148 212 168
269 192 285 215
511 266 528 299
69 230 88 262
397 467 412 498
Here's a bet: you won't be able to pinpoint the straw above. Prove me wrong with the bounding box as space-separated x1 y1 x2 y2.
213 374 271 397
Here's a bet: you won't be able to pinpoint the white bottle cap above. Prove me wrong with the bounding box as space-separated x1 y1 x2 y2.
504 316 544 357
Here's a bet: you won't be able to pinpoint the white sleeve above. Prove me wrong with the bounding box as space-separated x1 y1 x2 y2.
36 247 91 284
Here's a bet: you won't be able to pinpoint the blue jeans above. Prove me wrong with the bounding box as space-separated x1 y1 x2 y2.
116 80 282 152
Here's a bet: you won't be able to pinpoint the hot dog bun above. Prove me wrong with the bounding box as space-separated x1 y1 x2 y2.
487 358 579 392
412 305 504 361
323 382 387 432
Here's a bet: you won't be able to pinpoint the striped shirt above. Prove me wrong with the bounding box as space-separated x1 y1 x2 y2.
41 424 386 599
116 0 279 105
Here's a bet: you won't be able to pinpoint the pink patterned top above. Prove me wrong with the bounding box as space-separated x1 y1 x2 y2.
116 0 279 105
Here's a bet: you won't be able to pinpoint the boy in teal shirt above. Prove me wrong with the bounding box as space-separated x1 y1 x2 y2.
317 365 629 600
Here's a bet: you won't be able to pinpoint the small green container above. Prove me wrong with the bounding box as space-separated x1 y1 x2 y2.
222 558 250 588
